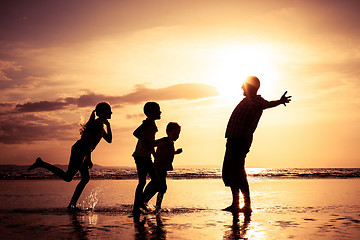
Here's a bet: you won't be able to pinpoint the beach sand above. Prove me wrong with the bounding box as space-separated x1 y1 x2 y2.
1 178 359 239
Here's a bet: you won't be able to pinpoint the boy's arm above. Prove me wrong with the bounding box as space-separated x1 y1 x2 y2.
133 121 154 150
263 91 292 109
103 120 112 143
174 148 183 155
133 122 147 142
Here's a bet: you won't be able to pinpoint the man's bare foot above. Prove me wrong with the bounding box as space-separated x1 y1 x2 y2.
241 206 252 215
28 157 43 170
222 205 241 212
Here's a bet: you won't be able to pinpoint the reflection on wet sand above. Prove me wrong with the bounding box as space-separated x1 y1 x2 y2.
223 212 251 240
69 212 89 240
134 213 166 240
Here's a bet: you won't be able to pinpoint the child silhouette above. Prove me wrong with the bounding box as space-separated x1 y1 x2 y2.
28 102 112 211
144 122 182 212
132 102 161 214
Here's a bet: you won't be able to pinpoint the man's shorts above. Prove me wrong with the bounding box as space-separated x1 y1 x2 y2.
222 137 252 187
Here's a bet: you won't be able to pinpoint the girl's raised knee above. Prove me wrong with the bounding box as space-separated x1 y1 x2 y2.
64 176 73 182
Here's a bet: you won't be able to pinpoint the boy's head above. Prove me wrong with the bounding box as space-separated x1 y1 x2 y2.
166 122 181 141
242 76 260 97
144 102 161 120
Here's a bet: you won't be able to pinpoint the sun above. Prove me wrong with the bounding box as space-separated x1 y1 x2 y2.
208 44 278 102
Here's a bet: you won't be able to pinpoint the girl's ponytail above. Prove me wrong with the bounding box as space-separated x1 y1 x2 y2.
88 109 96 123
80 109 96 136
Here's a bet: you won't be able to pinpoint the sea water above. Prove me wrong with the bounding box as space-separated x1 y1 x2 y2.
1 168 360 239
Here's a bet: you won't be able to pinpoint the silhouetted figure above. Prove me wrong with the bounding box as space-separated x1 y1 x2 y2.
28 102 112 211
222 76 291 214
132 102 161 215
143 122 182 212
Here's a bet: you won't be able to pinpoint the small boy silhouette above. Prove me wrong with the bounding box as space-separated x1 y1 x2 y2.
144 122 182 212
132 102 161 214
28 102 112 211
222 76 291 214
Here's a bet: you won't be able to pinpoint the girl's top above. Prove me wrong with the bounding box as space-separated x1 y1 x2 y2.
77 119 105 153
154 137 175 171
132 119 158 158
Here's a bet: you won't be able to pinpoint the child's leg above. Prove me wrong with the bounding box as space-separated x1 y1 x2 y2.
143 184 158 203
134 172 147 209
29 157 76 182
156 192 164 209
142 162 159 203
156 171 167 210
134 158 148 211
68 163 90 208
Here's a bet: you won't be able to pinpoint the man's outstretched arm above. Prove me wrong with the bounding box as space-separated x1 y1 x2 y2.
263 91 292 109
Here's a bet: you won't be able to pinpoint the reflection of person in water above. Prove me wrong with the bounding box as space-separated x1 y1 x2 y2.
69 212 89 240
222 76 291 214
223 211 251 240
28 102 112 211
133 215 166 240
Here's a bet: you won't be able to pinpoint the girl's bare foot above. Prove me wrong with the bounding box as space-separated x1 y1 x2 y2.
28 157 43 170
67 204 82 212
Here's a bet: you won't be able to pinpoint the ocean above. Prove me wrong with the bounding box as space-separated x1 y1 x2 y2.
1 166 359 239
1 165 360 180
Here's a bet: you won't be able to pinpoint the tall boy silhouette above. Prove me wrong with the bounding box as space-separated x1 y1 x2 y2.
132 102 161 214
222 76 291 214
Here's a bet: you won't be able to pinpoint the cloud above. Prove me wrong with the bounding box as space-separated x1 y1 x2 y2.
14 83 218 112
0 60 22 81
0 114 76 144
0 83 218 144
16 101 68 112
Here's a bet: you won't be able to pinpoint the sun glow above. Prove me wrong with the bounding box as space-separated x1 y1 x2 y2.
209 44 278 102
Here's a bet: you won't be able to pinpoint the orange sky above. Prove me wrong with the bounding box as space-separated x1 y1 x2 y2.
0 0 359 167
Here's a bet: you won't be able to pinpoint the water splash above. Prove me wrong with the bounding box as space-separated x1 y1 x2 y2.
81 187 101 210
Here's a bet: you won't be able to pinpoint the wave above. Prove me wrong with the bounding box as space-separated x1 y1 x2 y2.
1 166 359 180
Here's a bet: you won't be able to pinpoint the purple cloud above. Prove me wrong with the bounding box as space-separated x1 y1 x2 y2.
14 83 218 112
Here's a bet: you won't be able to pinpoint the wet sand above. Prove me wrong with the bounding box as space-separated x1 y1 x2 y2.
1 179 359 239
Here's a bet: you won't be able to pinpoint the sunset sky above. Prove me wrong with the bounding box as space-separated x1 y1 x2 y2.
0 0 359 168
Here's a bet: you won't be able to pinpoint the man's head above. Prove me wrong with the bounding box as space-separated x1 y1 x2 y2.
242 76 260 97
